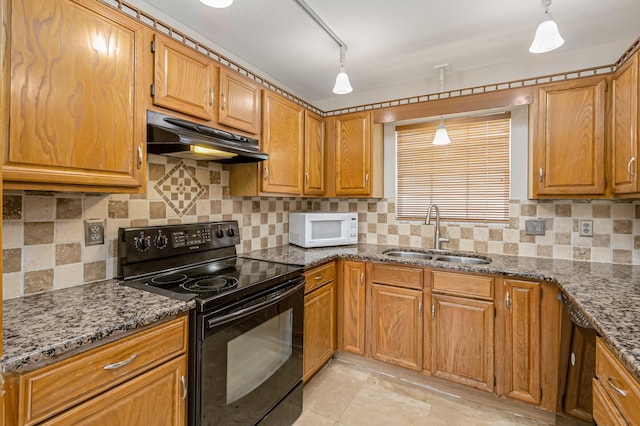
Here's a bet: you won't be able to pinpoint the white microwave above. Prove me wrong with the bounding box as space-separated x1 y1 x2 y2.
288 212 358 248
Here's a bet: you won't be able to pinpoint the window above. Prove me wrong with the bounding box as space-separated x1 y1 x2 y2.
396 113 510 222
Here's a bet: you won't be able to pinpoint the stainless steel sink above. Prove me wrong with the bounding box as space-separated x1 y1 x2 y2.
383 249 490 265
432 255 490 265
383 250 432 259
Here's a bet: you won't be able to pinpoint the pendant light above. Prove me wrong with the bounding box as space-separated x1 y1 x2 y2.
432 65 451 146
529 0 564 53
200 0 233 8
333 46 353 95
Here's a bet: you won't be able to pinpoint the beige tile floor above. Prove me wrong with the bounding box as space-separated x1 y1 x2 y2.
294 359 557 426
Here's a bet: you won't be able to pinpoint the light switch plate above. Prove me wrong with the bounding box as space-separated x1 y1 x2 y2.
84 219 105 246
524 219 545 236
579 219 593 237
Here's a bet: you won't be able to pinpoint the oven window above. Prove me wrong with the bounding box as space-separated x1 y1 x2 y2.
311 220 341 240
226 308 293 404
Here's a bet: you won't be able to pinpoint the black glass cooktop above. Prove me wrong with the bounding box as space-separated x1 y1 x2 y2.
124 257 302 312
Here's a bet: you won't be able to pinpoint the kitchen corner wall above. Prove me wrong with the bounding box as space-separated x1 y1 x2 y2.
3 154 640 299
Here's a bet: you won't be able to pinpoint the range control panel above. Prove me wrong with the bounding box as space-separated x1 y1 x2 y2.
119 221 241 265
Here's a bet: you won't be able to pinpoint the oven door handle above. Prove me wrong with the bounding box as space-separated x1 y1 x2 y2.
206 279 305 329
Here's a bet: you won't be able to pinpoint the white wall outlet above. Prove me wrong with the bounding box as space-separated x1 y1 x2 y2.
84 219 105 246
579 219 593 237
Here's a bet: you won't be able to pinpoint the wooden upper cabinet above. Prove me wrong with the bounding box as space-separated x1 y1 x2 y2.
338 260 366 356
304 110 325 195
261 91 304 195
152 33 217 121
503 279 541 404
334 111 372 196
4 0 146 193
218 68 261 134
531 77 607 197
611 52 639 195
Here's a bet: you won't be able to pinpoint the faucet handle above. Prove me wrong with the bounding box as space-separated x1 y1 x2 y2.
440 230 450 244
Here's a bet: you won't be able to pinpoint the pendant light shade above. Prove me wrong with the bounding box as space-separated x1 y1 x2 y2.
433 120 451 146
333 46 353 95
529 0 564 53
200 0 233 8
333 65 353 94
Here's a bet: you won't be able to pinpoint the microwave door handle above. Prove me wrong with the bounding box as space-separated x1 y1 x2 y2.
206 279 305 329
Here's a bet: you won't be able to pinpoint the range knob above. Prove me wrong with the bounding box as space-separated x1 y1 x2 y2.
215 228 224 238
155 234 168 249
226 228 235 237
134 236 151 252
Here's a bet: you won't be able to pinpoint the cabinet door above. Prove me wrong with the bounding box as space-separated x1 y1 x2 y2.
532 77 606 196
304 110 325 195
564 325 596 422
431 294 494 392
42 355 187 426
152 33 217 121
261 91 304 195
335 112 372 196
612 53 639 195
303 281 336 382
338 261 366 356
369 283 423 371
503 279 541 404
218 68 261 134
5 0 145 192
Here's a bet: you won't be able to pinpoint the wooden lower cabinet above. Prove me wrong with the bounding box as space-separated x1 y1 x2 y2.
303 262 337 382
338 260 366 356
7 316 188 425
431 294 494 392
503 279 541 404
369 283 423 371
42 355 187 426
563 325 596 421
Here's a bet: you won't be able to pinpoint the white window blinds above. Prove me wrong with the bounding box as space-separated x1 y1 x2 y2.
396 114 511 222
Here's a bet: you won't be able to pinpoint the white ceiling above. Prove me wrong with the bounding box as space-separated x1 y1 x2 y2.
132 0 639 112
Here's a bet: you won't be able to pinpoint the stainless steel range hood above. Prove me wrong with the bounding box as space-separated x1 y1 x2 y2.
146 110 268 163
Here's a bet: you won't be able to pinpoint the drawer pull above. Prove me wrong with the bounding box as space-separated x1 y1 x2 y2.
607 376 628 397
103 353 138 370
181 375 187 401
315 275 323 280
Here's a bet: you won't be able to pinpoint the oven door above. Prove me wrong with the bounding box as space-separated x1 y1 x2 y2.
193 278 304 426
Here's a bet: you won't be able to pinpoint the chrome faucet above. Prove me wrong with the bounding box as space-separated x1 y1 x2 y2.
425 203 449 250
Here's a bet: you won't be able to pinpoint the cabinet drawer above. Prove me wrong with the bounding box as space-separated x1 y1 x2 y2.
304 262 336 294
595 338 640 425
371 263 423 290
592 378 627 426
431 270 493 300
18 316 188 425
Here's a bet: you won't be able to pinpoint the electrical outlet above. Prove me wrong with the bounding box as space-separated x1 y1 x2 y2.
84 219 105 246
525 219 545 236
579 219 593 237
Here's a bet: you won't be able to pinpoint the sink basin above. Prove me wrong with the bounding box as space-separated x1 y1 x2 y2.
383 249 490 265
432 255 490 265
383 250 432 259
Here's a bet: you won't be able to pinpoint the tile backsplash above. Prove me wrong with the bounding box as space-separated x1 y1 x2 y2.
4 154 640 299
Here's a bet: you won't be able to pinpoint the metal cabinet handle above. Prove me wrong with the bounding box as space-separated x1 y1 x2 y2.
103 353 138 370
365 173 370 185
360 272 364 285
137 146 143 169
628 157 636 177
607 376 628 397
505 292 511 309
418 302 423 318
264 166 269 180
181 375 187 401
315 275 323 280
431 305 435 319
209 88 214 107
538 167 543 183
221 92 226 110
305 172 309 184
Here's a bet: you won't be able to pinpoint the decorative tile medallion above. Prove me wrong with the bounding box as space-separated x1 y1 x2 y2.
154 160 206 217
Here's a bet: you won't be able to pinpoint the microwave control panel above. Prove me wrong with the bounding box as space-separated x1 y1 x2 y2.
350 217 358 239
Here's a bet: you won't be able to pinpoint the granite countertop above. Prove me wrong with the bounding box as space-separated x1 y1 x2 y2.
242 243 640 383
1 279 194 374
